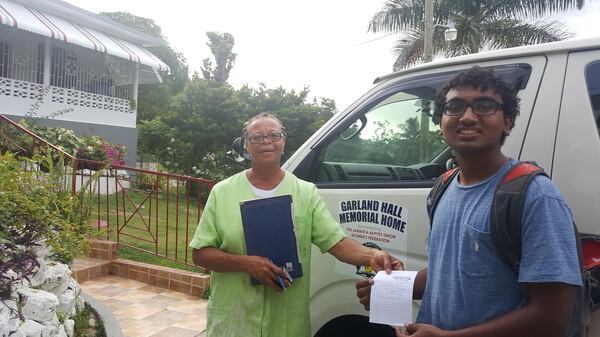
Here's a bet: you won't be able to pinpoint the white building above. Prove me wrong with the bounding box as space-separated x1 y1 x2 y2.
0 0 170 165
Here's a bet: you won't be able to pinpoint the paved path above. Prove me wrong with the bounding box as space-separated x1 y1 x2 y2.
81 275 207 337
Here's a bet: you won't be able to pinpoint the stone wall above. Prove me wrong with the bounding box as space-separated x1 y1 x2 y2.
0 245 84 337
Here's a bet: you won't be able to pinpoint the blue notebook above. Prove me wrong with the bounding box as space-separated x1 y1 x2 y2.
240 194 303 285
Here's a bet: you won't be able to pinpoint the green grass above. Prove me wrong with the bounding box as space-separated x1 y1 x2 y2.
89 182 206 272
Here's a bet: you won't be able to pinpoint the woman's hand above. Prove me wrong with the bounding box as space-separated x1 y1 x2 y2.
243 255 290 292
370 249 405 273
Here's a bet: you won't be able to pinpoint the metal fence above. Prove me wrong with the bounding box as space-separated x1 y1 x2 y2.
0 114 214 267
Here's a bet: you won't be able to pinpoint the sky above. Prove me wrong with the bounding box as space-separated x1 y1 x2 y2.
65 0 600 111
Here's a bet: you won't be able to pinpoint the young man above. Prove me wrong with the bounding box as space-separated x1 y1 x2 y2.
355 67 582 337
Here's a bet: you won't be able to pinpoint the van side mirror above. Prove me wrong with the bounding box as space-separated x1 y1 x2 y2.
340 115 368 140
225 137 251 165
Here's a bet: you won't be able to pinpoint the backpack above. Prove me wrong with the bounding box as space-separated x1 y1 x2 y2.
426 161 592 337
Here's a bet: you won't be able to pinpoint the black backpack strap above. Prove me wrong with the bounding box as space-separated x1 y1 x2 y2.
427 168 460 226
490 161 548 275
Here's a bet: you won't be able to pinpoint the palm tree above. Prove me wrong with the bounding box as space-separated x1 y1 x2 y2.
369 0 585 70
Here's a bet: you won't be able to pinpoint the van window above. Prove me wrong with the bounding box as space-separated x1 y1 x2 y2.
585 62 600 136
315 89 446 183
306 64 532 184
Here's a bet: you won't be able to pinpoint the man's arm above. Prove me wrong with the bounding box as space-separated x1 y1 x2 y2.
413 268 427 300
328 237 404 273
192 247 289 291
399 282 574 337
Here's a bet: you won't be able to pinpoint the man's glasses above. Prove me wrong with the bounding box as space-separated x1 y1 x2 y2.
442 98 503 117
247 132 285 144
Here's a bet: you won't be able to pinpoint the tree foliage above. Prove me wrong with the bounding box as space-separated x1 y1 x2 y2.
139 79 336 181
101 11 189 121
369 0 584 70
201 32 237 85
101 13 335 181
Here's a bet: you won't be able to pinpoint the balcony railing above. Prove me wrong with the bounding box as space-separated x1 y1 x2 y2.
0 114 214 268
0 78 134 114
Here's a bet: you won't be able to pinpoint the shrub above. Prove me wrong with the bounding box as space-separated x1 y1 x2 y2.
134 163 168 191
19 120 82 156
0 152 94 299
101 142 126 166
18 121 127 166
76 136 107 162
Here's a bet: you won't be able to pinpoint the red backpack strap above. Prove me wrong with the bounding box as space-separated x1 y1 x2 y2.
427 167 460 226
491 161 547 274
501 161 544 184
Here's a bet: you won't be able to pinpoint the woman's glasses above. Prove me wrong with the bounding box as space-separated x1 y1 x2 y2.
247 132 285 144
442 98 504 117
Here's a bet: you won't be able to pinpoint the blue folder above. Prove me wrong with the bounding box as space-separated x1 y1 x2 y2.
240 194 303 285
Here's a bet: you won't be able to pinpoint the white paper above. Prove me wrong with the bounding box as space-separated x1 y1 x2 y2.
369 270 418 326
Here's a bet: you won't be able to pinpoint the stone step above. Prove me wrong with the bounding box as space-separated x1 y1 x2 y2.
72 257 111 283
111 258 209 297
74 240 210 297
72 257 210 297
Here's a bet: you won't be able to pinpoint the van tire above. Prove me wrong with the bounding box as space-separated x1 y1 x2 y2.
313 315 395 337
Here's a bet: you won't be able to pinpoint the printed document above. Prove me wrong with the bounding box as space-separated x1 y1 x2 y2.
369 270 419 326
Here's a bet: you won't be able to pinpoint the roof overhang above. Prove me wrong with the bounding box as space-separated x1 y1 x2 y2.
0 0 170 77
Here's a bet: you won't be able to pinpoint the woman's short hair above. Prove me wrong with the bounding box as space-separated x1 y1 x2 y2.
242 113 286 139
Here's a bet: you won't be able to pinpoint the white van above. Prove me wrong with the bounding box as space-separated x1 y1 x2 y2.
279 37 600 336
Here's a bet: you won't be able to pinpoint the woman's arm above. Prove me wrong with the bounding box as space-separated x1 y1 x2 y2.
328 237 404 273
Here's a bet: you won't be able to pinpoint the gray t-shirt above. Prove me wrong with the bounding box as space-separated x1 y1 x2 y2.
417 159 582 330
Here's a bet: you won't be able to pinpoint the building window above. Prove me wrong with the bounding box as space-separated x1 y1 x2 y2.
0 32 44 84
0 29 135 104
0 41 12 79
50 44 134 100
36 41 44 84
50 46 78 89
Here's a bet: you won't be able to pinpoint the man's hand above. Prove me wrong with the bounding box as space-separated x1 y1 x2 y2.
395 323 447 337
243 255 290 292
370 249 404 274
355 278 374 310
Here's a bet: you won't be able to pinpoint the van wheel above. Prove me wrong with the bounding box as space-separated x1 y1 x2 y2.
313 315 395 337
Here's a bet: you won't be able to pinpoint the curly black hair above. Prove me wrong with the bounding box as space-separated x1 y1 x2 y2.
433 67 521 144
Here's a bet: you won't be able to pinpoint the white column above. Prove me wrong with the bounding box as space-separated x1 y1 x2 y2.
132 62 139 112
43 38 51 85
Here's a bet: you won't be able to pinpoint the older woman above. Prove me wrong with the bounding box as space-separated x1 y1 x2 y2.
190 113 401 337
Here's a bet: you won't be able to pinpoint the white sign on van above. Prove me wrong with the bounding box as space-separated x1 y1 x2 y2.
333 199 408 277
